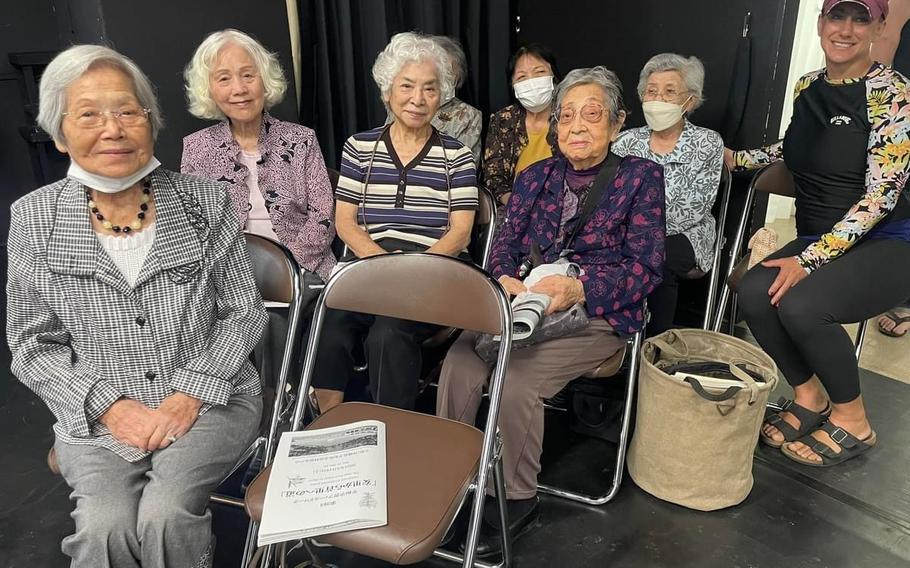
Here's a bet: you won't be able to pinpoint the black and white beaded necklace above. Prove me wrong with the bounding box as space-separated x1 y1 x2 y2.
85 179 151 234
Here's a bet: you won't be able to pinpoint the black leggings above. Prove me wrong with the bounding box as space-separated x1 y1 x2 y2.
738 237 910 403
311 309 439 409
647 234 697 336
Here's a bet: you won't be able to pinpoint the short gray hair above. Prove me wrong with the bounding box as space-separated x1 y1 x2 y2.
37 44 163 143
637 53 705 110
554 66 626 123
432 35 467 89
372 32 454 102
184 29 287 120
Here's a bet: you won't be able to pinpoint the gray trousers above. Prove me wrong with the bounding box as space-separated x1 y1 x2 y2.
54 394 262 568
437 319 625 499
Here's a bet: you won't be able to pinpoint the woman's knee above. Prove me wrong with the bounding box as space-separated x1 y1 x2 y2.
777 291 827 336
736 267 775 317
498 370 542 415
70 494 139 549
136 486 204 540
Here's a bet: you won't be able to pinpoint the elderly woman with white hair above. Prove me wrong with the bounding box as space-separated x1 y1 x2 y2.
181 29 336 282
7 45 266 567
386 35 483 161
437 66 665 558
613 53 723 335
310 31 479 413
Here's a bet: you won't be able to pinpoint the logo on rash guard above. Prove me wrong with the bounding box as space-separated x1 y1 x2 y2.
830 115 852 126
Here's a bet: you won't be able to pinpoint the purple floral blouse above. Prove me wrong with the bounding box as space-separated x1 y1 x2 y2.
491 155 666 334
181 112 336 281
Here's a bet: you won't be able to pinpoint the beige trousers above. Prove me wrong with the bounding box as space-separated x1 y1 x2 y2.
437 319 625 499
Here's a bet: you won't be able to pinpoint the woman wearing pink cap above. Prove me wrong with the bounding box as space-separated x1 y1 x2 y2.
725 0 910 467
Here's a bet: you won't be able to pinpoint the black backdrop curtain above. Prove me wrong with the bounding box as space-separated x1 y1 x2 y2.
297 0 514 168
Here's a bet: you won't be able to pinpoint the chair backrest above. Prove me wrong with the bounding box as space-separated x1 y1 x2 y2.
326 167 340 192
325 168 346 260
324 253 506 334
243 233 306 466
244 233 299 303
468 184 497 269
291 253 513 429
753 160 795 197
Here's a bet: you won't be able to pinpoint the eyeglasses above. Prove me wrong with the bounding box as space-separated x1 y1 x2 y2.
554 102 606 125
62 107 152 129
642 88 689 103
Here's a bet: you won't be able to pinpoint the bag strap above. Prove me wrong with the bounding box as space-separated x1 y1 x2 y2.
727 358 762 404
647 332 690 359
560 152 621 258
683 377 742 402
651 333 769 404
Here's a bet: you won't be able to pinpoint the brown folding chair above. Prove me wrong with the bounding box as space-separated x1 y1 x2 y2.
244 253 516 568
711 162 867 358
222 233 310 565
536 305 647 506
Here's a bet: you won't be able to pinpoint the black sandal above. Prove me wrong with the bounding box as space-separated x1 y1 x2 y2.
760 397 831 448
781 422 877 467
878 310 910 338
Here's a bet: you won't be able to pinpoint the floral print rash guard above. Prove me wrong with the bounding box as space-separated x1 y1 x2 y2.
733 63 910 272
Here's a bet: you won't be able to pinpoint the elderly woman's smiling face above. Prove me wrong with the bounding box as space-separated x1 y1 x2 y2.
56 65 154 178
209 42 266 126
386 60 442 130
556 83 623 170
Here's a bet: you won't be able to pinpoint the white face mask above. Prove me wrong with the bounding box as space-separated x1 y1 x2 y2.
67 157 161 194
641 98 690 132
513 75 554 113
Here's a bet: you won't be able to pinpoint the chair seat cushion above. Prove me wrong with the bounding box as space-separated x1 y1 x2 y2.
245 402 483 564
684 268 707 280
582 345 627 379
47 447 60 475
727 256 750 293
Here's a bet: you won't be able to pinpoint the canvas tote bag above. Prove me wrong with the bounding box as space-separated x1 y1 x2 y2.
627 329 778 511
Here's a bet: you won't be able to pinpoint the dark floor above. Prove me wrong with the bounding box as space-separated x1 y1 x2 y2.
2 365 909 568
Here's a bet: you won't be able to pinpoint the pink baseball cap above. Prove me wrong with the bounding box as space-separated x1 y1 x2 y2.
822 0 889 20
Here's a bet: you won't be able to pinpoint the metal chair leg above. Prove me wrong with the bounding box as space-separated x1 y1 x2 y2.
241 520 259 567
492 450 512 568
854 319 868 361
728 295 738 336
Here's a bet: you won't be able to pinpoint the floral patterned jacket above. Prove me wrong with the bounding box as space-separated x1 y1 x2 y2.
613 121 723 273
490 155 666 334
181 113 336 281
482 103 559 202
733 63 910 272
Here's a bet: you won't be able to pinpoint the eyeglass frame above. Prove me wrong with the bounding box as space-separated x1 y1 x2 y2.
641 87 691 104
61 107 153 129
553 101 611 125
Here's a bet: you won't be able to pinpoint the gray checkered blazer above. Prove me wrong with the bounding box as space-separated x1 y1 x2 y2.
6 168 267 461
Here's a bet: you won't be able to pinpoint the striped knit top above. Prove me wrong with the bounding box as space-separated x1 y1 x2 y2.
336 126 478 250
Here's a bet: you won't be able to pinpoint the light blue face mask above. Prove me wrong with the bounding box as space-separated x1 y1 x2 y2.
67 157 161 193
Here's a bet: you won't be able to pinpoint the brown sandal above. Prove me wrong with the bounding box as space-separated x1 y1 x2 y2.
760 397 831 449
